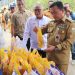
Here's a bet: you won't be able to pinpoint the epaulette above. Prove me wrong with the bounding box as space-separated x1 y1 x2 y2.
65 18 73 23
48 19 55 23
47 19 56 27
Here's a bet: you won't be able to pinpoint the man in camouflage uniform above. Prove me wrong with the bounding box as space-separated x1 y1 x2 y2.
11 0 32 50
34 1 74 75
11 0 31 39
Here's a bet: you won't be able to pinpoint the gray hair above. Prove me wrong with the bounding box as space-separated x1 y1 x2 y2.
33 3 43 10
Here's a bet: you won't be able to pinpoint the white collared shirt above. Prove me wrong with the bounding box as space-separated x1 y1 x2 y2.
22 16 51 50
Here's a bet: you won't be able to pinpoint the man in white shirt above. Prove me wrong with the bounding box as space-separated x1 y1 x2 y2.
22 4 51 57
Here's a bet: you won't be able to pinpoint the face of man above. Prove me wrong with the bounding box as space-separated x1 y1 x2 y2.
17 0 24 11
10 7 15 13
50 6 64 20
64 3 71 13
34 6 43 19
66 11 70 17
64 4 70 10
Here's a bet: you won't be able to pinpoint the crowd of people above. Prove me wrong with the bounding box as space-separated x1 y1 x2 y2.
0 0 75 75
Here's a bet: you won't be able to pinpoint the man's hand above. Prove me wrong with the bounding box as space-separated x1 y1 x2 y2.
44 45 55 52
33 26 38 33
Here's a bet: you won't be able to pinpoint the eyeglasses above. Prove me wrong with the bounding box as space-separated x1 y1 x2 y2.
10 7 15 9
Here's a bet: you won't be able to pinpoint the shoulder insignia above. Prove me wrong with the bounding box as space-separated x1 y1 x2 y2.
65 18 72 23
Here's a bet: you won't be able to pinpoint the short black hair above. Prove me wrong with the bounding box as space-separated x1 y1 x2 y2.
50 1 64 10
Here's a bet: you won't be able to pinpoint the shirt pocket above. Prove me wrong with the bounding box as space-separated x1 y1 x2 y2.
16 15 23 25
58 29 66 42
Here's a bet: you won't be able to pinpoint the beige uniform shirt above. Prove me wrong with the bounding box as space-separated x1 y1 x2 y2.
44 9 53 19
11 10 32 38
42 16 74 64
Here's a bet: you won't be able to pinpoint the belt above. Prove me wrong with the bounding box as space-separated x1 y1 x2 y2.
14 34 23 40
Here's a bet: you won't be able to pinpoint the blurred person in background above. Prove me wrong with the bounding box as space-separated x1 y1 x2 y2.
9 3 16 20
5 3 16 32
44 0 53 19
1 7 9 31
64 3 75 64
64 3 75 20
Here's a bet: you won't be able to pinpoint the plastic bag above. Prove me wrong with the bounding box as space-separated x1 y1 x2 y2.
37 28 44 48
46 65 64 75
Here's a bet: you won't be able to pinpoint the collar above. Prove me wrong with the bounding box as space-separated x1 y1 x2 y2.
48 9 50 12
61 15 66 22
54 15 66 23
35 15 44 20
18 10 25 14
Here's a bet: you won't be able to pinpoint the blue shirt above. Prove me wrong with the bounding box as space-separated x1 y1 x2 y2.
70 12 75 20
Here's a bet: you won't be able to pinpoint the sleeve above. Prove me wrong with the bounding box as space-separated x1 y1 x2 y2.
41 23 49 34
11 14 16 36
4 12 9 22
11 14 16 26
26 10 33 17
56 22 74 51
22 19 30 49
